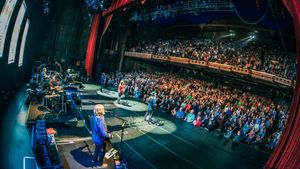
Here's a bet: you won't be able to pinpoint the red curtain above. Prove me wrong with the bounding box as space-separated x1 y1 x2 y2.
85 0 134 76
265 0 300 168
102 15 113 36
85 13 101 76
101 0 135 36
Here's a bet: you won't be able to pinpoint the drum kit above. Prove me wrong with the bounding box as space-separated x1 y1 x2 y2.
43 89 66 118
29 64 83 119
41 71 67 118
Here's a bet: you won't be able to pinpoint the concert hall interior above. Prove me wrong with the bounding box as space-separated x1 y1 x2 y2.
0 0 300 169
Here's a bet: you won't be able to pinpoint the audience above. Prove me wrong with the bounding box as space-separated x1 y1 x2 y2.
126 37 297 80
100 71 291 152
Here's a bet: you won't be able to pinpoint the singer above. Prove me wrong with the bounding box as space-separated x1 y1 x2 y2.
117 80 125 104
90 104 111 168
144 91 157 121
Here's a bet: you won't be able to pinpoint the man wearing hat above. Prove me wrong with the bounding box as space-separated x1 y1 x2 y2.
144 91 157 121
90 104 111 168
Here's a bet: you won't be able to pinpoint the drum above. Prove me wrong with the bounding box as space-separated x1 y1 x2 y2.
44 94 59 109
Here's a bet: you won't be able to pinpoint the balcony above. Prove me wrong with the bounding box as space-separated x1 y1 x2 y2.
124 51 295 88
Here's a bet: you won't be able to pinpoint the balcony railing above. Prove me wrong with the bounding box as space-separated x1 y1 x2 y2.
124 51 295 87
179 0 235 13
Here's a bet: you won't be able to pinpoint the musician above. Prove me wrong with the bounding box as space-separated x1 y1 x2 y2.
117 80 125 104
41 67 50 81
144 91 157 121
99 73 106 92
64 69 72 82
54 61 63 73
90 104 111 168
50 75 62 92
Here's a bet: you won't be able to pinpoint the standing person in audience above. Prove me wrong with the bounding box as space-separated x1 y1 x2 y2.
90 104 111 168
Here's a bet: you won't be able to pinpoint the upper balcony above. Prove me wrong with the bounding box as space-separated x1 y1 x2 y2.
124 51 295 88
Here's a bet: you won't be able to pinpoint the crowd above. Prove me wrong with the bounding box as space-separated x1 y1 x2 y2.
126 38 297 80
100 71 290 152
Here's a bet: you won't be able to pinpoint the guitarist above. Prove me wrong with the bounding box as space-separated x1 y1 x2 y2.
90 104 111 168
117 80 125 104
144 91 157 122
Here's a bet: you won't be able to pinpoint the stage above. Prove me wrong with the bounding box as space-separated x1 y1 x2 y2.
42 85 270 169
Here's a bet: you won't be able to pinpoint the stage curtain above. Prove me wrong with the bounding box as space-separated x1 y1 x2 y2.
265 0 300 168
102 0 134 36
102 15 113 36
102 0 134 35
85 13 101 76
103 0 134 16
85 0 134 76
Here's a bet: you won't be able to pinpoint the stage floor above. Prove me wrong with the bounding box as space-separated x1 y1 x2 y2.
57 139 115 169
53 86 270 169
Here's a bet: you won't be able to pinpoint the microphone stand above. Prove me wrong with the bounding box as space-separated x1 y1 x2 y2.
114 115 127 160
107 112 128 168
120 120 126 160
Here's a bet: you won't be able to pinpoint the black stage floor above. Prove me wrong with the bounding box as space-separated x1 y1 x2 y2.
44 85 270 169
58 87 269 169
105 110 269 169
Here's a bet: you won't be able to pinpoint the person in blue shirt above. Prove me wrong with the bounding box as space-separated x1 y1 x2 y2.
41 67 50 81
176 108 185 119
90 104 111 168
99 73 106 92
145 91 157 121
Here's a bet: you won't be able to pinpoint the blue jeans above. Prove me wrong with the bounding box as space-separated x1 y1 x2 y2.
117 93 122 103
92 143 106 165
